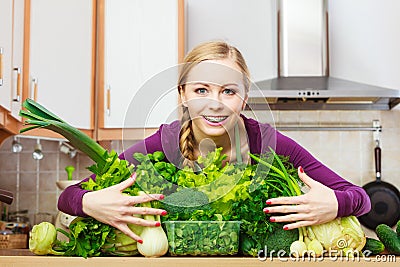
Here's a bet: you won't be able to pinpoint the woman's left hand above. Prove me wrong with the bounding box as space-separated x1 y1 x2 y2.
264 166 338 230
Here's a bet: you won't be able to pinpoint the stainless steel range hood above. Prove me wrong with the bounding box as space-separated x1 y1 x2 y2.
248 0 400 110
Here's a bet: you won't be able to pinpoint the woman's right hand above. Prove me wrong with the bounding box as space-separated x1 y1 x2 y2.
81 173 167 243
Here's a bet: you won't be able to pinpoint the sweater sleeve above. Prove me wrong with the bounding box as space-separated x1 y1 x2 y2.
274 131 371 218
57 126 166 216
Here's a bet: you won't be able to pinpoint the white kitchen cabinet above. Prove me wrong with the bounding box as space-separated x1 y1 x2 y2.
101 0 180 129
186 0 277 82
10 0 25 120
28 0 94 129
328 0 400 90
0 0 24 121
0 0 14 111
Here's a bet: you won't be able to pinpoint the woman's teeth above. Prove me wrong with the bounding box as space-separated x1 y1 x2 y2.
203 116 228 123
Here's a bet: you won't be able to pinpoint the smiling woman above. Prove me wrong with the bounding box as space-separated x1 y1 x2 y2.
57 41 371 242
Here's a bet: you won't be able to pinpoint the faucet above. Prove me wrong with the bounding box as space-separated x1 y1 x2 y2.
0 189 13 205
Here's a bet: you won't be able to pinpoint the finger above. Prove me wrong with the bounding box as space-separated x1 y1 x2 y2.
124 215 162 228
110 173 136 192
282 220 314 231
115 223 143 242
264 204 309 215
266 195 306 205
298 166 316 188
269 211 318 225
136 193 165 203
130 206 168 217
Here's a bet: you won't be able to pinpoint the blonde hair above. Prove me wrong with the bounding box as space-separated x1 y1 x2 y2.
178 41 250 167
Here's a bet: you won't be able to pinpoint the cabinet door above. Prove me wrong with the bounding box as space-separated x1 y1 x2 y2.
9 0 25 120
186 0 276 82
103 0 179 128
329 0 400 90
0 0 13 111
29 0 94 129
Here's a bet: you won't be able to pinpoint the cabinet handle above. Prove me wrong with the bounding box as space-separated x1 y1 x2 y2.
0 47 3 86
31 78 38 101
13 67 22 102
106 85 111 116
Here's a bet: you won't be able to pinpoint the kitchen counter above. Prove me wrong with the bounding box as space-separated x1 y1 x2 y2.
1 255 398 267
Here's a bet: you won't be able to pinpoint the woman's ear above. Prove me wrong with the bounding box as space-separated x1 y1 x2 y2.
180 87 188 107
241 94 248 110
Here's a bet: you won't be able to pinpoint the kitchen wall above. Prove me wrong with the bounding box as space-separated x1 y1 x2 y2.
0 109 399 229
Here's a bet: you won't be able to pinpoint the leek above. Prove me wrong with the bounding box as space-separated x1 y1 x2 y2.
19 98 107 165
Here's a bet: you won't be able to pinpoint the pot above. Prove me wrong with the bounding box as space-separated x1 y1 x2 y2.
358 145 400 229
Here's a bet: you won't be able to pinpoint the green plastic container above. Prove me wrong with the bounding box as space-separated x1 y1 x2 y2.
163 221 241 256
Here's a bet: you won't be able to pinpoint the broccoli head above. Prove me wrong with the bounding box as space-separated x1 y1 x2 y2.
161 188 210 220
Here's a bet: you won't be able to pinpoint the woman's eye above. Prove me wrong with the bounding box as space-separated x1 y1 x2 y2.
222 88 235 95
195 88 207 94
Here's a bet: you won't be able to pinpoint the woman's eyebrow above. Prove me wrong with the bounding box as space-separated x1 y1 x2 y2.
187 82 210 87
222 83 240 87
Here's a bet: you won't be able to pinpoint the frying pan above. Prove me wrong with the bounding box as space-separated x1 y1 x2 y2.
358 145 400 229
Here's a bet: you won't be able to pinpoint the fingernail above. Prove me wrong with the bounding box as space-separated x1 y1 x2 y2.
269 217 276 222
283 226 289 230
138 239 143 244
131 173 137 179
161 210 168 216
159 195 164 200
299 166 304 173
155 221 161 227
266 200 272 205
263 208 269 213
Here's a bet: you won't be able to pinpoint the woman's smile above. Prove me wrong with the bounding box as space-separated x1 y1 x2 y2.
202 115 229 125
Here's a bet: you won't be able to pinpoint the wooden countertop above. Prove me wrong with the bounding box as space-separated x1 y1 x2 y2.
1 255 399 267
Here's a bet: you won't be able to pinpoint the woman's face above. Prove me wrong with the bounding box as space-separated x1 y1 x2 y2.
181 58 248 139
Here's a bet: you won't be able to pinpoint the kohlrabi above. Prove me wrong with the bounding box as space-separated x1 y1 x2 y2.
29 222 64 255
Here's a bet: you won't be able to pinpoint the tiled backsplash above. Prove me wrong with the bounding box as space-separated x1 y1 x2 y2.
1 110 399 227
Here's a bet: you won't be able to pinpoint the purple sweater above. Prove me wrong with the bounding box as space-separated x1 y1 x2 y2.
58 116 371 218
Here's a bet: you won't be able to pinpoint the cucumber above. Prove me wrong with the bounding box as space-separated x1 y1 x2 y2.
362 237 385 255
376 224 400 255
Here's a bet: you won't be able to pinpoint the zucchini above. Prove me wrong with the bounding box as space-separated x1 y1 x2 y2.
362 237 385 255
376 224 400 255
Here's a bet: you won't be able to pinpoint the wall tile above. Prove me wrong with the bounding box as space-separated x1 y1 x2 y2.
39 193 57 214
40 152 59 170
380 110 400 129
0 172 17 191
41 140 60 152
18 192 36 213
279 111 300 124
19 153 38 172
19 173 37 192
298 111 319 124
0 153 18 171
319 111 340 125
39 172 58 192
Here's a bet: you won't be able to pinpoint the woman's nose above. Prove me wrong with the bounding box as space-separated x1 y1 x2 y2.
207 97 224 110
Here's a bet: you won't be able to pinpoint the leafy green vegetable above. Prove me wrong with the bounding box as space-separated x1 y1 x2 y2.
163 221 240 256
251 147 366 257
160 188 211 221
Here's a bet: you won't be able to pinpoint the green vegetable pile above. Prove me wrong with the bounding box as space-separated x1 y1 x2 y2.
21 99 368 258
